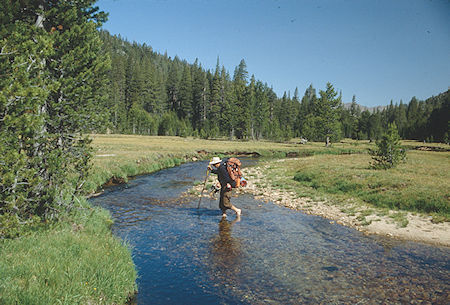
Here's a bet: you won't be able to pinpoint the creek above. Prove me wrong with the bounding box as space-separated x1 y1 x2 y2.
89 159 449 304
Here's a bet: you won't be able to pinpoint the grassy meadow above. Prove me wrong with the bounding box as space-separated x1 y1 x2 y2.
86 134 368 193
254 141 450 224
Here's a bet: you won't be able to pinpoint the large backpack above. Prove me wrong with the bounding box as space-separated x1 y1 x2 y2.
225 158 242 187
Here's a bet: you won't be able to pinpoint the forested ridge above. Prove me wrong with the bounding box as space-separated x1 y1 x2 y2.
99 30 449 143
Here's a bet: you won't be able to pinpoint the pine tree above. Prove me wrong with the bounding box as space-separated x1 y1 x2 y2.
297 84 316 138
141 58 157 114
340 108 354 138
0 11 53 235
405 97 420 139
233 59 250 139
369 111 383 141
109 51 127 131
219 67 235 138
166 60 181 113
314 83 342 146
369 123 406 169
428 94 450 143
178 65 193 119
191 60 207 131
357 110 371 140
253 81 271 139
395 100 408 137
349 95 360 138
209 58 222 125
43 0 110 204
247 75 257 139
0 0 109 235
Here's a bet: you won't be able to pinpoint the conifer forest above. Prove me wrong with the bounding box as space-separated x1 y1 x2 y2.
99 31 449 144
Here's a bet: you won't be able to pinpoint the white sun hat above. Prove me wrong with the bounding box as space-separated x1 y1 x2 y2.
209 156 222 165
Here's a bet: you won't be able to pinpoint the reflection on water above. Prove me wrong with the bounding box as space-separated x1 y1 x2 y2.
90 159 450 304
209 217 242 298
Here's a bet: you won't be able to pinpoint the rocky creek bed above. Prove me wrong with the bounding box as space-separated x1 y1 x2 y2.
91 159 449 304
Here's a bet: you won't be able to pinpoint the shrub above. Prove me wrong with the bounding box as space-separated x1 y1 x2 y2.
369 123 406 169
294 172 316 183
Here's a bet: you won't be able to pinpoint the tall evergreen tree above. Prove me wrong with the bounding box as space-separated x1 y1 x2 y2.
0 0 109 235
314 83 342 146
211 58 221 106
233 59 250 139
405 96 420 139
0 5 53 234
428 95 450 143
297 84 316 138
247 75 257 139
166 61 181 113
219 67 235 138
253 81 271 139
191 59 207 130
178 65 193 119
357 110 371 139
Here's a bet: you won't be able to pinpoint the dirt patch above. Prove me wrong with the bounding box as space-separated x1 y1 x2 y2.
225 151 261 157
103 176 126 187
196 150 261 157
286 152 299 157
414 146 449 152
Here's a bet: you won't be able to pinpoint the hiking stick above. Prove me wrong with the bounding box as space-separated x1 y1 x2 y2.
197 169 210 209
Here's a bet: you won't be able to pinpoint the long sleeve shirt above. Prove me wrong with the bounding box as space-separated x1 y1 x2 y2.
210 160 237 188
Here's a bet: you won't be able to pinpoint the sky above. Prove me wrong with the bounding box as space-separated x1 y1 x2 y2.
96 0 450 107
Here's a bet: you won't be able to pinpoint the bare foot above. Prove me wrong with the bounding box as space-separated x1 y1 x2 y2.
222 213 227 218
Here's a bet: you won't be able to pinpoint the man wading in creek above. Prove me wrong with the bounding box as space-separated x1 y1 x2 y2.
208 157 245 218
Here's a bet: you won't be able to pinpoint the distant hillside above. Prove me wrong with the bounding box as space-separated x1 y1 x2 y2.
342 103 387 113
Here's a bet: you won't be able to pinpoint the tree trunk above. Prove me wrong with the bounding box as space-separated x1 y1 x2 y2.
326 136 330 147
35 4 45 28
229 127 234 141
251 122 255 140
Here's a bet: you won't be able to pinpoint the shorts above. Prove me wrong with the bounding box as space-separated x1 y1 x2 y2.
219 188 233 212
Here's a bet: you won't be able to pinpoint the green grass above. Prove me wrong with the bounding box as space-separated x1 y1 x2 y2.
0 201 137 305
389 212 410 228
286 146 450 221
86 135 370 194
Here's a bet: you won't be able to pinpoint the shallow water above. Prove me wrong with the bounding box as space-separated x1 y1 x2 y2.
90 159 449 304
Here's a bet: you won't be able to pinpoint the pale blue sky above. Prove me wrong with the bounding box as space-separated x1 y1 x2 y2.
97 0 450 107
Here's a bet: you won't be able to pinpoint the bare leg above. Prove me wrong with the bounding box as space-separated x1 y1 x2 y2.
231 205 241 216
